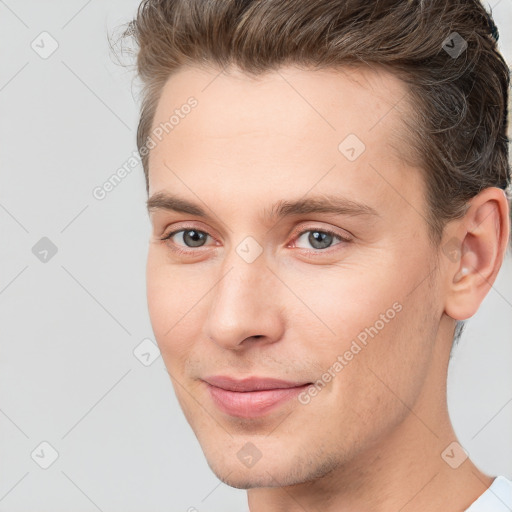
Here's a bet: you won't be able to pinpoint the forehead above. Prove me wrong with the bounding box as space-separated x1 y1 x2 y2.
152 62 410 127
146 63 423 222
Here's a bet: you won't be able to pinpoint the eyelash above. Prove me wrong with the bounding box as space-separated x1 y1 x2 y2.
159 224 352 257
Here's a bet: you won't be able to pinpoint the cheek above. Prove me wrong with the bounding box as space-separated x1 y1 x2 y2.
283 260 407 352
291 257 434 396
146 251 197 362
326 283 436 431
146 257 172 336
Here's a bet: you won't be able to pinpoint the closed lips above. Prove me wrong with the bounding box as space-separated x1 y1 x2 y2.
202 375 312 392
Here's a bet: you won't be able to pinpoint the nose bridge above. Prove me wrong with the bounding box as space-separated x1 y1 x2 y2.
203 248 283 349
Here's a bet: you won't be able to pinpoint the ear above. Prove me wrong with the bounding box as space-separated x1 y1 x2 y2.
443 187 510 321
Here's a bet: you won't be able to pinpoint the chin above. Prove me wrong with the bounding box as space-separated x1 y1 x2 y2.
201 442 337 490
208 461 295 489
215 470 273 490
199 443 285 489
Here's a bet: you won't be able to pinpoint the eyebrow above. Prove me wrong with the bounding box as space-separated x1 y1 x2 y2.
146 192 379 223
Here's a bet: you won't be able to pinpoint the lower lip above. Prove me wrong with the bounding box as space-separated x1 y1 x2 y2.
205 383 311 419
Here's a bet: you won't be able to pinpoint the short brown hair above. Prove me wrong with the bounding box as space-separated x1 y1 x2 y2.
117 0 511 243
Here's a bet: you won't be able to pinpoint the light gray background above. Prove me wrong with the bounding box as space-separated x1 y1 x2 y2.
0 1 511 511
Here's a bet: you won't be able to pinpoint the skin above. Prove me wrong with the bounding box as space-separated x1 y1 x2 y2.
145 63 510 512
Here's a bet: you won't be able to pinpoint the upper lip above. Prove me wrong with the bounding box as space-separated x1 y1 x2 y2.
203 375 311 392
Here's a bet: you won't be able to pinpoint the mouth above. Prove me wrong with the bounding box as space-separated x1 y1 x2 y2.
202 375 312 418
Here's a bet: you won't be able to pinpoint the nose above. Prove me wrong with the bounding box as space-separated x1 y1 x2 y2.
202 252 285 351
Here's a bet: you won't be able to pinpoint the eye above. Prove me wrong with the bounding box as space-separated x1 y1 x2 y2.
293 228 350 251
159 225 352 256
160 227 212 252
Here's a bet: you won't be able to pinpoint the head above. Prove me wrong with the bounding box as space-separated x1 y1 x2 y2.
118 0 510 490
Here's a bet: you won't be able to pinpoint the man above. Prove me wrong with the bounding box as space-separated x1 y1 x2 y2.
121 0 512 510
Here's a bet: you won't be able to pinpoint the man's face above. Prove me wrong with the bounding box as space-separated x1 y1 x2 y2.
146 64 443 488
